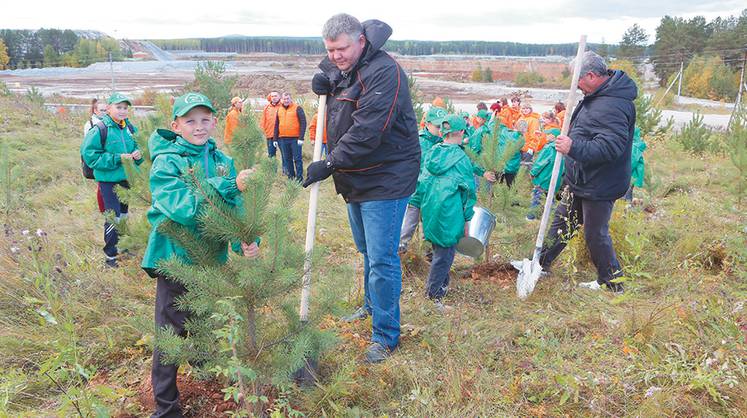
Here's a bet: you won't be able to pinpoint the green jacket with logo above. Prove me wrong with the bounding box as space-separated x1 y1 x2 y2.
409 143 477 247
80 114 142 182
497 126 525 175
530 140 565 193
141 129 242 273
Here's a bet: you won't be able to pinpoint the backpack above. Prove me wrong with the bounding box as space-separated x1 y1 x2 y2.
81 119 135 179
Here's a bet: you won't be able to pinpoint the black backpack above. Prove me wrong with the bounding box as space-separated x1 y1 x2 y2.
81 119 135 179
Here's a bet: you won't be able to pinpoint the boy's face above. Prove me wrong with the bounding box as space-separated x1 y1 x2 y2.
521 105 532 115
95 103 107 116
171 106 216 145
108 102 129 121
511 99 520 109
425 122 441 137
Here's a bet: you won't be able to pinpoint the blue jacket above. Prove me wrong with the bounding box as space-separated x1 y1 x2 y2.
565 70 637 201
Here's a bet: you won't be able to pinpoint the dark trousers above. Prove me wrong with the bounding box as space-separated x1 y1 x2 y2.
426 244 457 300
539 193 623 288
277 138 303 181
266 138 277 158
151 276 189 418
98 181 129 258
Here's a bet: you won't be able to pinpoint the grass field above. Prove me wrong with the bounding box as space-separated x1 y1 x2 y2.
1 93 746 417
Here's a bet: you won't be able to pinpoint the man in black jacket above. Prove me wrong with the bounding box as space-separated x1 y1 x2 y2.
304 14 420 363
539 51 637 292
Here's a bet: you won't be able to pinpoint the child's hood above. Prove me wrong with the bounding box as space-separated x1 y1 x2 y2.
425 143 468 175
149 128 217 159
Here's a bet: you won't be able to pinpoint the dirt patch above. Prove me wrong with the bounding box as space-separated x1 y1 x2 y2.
138 371 237 417
235 74 310 96
465 262 516 285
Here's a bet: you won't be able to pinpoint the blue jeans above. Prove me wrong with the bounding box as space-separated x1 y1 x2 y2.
99 181 129 258
347 197 408 350
426 244 456 299
277 138 303 181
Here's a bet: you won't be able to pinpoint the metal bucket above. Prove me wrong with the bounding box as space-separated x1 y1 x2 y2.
456 206 497 258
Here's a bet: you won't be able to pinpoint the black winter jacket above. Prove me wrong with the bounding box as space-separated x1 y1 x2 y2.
565 70 638 201
319 20 420 202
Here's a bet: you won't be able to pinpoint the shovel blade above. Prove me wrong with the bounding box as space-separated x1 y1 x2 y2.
515 258 542 300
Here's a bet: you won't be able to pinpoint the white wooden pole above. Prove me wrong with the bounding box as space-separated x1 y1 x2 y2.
299 95 327 322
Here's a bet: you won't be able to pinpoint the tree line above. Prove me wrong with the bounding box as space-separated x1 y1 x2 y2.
151 36 617 57
0 29 128 70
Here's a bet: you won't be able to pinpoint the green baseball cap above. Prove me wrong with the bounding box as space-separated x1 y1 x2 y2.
107 92 132 105
172 92 216 120
475 109 490 120
425 106 447 124
440 114 467 135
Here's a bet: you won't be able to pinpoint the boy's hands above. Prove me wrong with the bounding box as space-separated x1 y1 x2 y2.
120 153 132 160
241 241 260 259
464 222 470 237
236 168 255 192
483 171 497 182
131 150 142 160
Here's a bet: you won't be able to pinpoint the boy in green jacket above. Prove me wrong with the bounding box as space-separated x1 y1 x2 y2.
80 92 143 267
496 124 525 188
410 114 480 311
141 93 257 417
398 106 446 254
527 128 564 220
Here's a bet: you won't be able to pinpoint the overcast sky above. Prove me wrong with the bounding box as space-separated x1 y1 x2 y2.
2 0 744 44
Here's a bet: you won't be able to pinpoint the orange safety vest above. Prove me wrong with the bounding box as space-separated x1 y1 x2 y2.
260 103 279 139
309 112 327 143
224 108 240 144
276 103 301 138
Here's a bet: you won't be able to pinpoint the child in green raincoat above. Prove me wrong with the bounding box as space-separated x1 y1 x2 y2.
80 92 143 267
495 124 525 188
527 128 564 220
410 114 487 310
399 106 446 253
625 127 646 202
141 92 257 417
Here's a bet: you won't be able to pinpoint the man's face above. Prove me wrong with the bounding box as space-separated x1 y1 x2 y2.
171 107 216 146
107 102 129 121
578 72 599 95
281 94 292 106
323 33 366 72
270 92 280 105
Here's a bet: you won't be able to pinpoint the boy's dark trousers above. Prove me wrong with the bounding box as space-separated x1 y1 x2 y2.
98 181 129 258
426 244 456 299
151 275 189 418
539 193 623 289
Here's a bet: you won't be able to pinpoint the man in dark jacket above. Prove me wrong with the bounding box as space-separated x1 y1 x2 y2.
539 51 637 292
304 13 420 363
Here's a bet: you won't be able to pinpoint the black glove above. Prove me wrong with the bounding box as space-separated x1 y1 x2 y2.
311 73 332 96
303 159 334 188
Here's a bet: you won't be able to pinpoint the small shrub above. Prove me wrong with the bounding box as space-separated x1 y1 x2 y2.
675 113 712 155
514 72 545 87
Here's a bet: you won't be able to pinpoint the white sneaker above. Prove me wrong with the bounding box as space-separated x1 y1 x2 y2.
578 280 602 291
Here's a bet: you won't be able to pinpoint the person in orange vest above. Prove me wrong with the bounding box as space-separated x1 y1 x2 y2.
223 96 243 145
554 101 566 128
309 111 328 158
518 102 544 162
498 97 513 128
259 91 281 157
273 92 307 181
508 96 522 128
